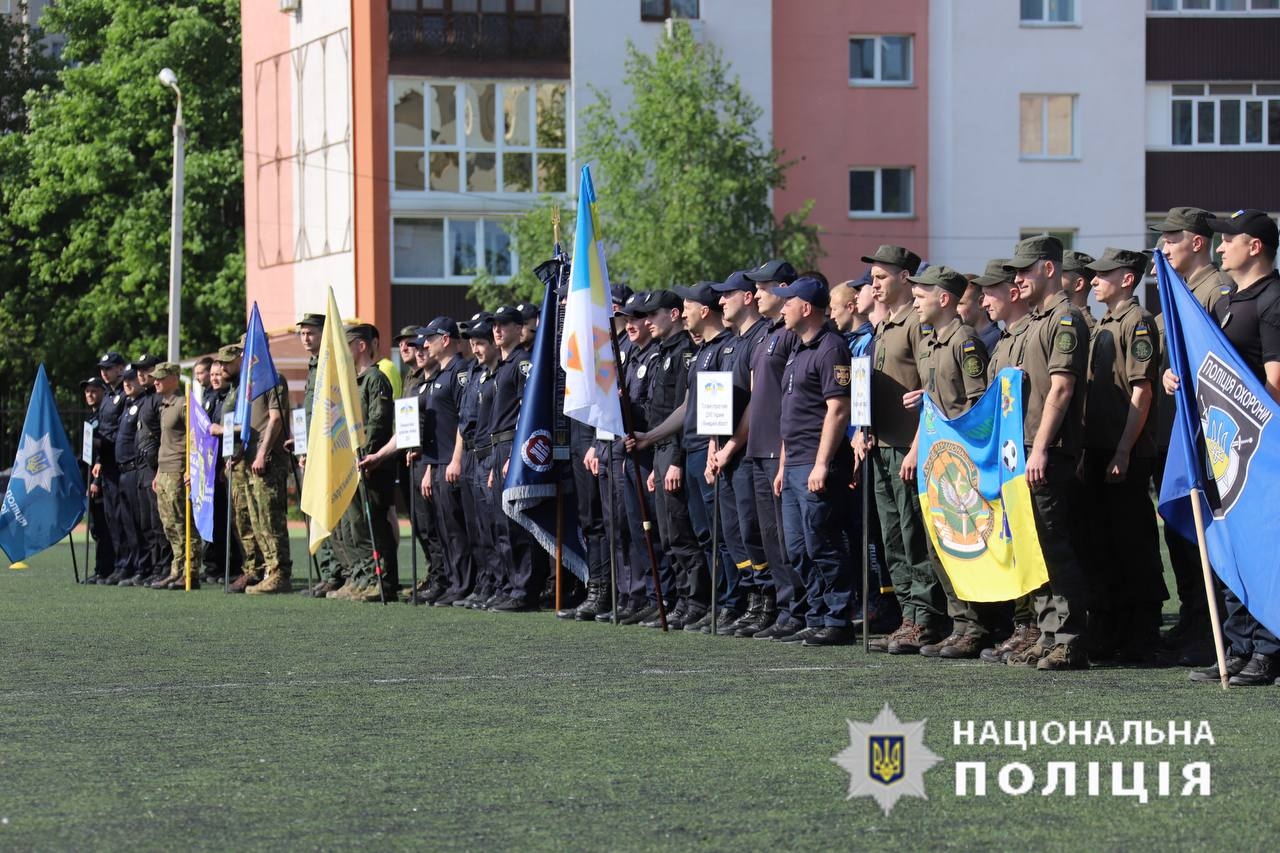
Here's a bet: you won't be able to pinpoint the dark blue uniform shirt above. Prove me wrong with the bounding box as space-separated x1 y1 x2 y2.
747 318 798 458
780 325 851 468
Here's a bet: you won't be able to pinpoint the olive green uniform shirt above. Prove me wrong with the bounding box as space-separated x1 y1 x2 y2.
1084 298 1159 456
358 365 394 458
871 304 927 447
1022 292 1089 454
915 318 989 419
157 393 186 473
245 376 289 460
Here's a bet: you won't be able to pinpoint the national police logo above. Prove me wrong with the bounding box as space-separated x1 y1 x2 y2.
683 352 695 369
833 704 941 816
520 428 554 473
1196 352 1270 517
636 364 648 380
518 360 532 378
458 372 468 386
923 440 995 559
834 365 851 387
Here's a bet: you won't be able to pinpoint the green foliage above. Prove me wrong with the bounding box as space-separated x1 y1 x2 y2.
470 198 575 310
579 21 820 287
0 0 244 410
0 4 62 135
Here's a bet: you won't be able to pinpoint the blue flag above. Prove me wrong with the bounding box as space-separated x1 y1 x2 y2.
188 386 218 543
502 277 590 583
0 365 88 562
1156 251 1280 638
236 302 281 447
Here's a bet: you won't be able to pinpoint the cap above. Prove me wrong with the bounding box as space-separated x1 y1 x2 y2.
344 322 378 343
393 325 422 344
1004 234 1064 270
1207 209 1279 252
860 245 922 272
491 305 524 325
213 344 243 363
711 270 755 293
632 290 682 315
463 320 494 341
850 266 873 288
97 351 126 368
121 367 139 383
467 310 494 326
973 259 1015 288
1061 250 1095 274
150 362 180 380
907 264 969 298
773 275 830 308
743 259 798 284
1150 206 1214 237
1086 247 1150 274
80 376 106 390
517 302 541 322
132 354 161 371
611 282 635 306
673 281 723 309
297 312 325 329
616 293 647 318
421 316 459 338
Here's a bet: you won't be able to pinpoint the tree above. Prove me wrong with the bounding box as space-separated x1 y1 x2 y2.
578 21 819 287
0 0 244 411
0 3 61 135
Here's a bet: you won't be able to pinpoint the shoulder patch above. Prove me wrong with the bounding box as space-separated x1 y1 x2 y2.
834 364 851 386
1132 337 1153 362
963 354 984 377
1058 316 1074 327
1055 329 1077 354
1135 322 1150 336
961 339 977 354
920 323 934 335
519 360 532 377
458 372 468 386
683 352 695 368
1221 285 1233 295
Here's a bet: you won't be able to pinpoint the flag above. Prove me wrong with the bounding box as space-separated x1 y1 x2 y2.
188 385 218 543
0 365 88 562
915 368 1050 602
1156 251 1280 638
300 288 364 554
560 165 626 436
236 301 282 447
504 281 590 582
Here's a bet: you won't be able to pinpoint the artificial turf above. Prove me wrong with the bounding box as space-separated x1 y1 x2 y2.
1 531 1278 851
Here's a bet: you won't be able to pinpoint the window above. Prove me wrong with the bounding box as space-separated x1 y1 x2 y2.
1019 229 1076 251
848 36 913 86
849 168 914 217
393 217 514 282
641 0 699 21
1149 0 1280 13
1170 83 1280 148
1020 94 1077 158
1021 0 1077 24
391 78 568 195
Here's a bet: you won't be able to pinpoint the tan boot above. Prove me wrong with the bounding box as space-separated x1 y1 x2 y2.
246 571 291 595
326 579 363 601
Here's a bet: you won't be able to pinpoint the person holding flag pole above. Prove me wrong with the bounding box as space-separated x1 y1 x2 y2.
148 363 201 589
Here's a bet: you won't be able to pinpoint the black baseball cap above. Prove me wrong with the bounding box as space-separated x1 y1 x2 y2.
616 293 647 318
463 320 494 340
773 275 830 309
97 352 126 368
80 376 106 390
133 354 162 371
743 259 798 284
492 305 524 325
421 316 460 338
517 302 540 322
611 282 635 306
711 270 755 293
674 282 723 309
1207 209 1279 253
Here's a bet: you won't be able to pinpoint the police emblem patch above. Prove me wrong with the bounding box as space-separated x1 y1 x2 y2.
963 354 984 377
518 360 532 377
832 703 942 816
637 364 648 379
834 365 851 386
458 372 468 386
1197 352 1271 518
683 352 695 369
663 356 671 371
520 428 554 473
1132 338 1153 361
1055 330 1076 354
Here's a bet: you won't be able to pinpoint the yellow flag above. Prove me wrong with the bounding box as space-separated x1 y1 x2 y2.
300 288 365 554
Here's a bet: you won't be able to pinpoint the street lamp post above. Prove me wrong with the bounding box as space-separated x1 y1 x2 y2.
159 67 185 364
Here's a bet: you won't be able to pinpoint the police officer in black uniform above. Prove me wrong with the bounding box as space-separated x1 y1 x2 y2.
130 355 171 587
91 352 127 584
79 376 113 582
458 316 504 609
112 367 150 586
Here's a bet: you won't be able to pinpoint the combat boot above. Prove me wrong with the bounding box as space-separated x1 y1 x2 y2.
920 632 962 658
574 582 610 621
1037 643 1089 671
981 623 1039 663
869 620 913 653
734 590 777 637
228 572 261 594
246 571 291 595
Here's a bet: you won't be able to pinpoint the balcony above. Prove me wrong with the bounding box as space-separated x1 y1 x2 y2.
389 2 570 77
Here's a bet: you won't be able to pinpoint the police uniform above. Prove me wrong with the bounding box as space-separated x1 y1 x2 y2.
614 324 665 620
407 357 448 600
487 336 540 607
467 344 504 606
452 344 491 609
79 378 114 582
112 377 150 585
93 353 126 582
422 336 474 603
1081 264 1168 659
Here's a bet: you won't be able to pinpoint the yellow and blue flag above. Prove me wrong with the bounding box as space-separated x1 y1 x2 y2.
560 165 626 436
916 368 1049 601
1156 251 1280 638
300 288 364 554
236 301 281 447
0 365 87 562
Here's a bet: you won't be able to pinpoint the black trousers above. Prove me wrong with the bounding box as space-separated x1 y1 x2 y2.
432 463 474 596
571 426 608 584
410 458 446 591
652 442 708 606
490 439 543 601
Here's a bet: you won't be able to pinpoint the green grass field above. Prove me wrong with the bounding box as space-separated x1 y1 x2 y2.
1 529 1278 851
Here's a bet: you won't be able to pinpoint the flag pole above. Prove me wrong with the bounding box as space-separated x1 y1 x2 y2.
67 529 80 584
275 382 320 590
1188 488 1230 690
607 449 619 624
551 206 564 616
355 461 387 605
224 462 233 592
861 453 871 652
709 471 720 635
185 380 194 590
554 479 563 613
80 461 92 582
409 461 419 606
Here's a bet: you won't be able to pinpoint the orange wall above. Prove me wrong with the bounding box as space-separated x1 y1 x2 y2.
240 0 295 329
773 0 930 280
351 0 390 334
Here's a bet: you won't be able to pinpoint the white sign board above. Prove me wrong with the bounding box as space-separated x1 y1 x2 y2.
81 423 94 465
290 408 308 456
221 412 235 459
696 371 734 437
394 397 421 449
850 356 872 428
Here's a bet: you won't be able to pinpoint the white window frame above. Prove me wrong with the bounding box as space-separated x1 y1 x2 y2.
847 35 914 87
1148 0 1280 15
1020 0 1080 26
1169 83 1280 149
391 216 517 285
848 167 915 219
389 77 570 198
1020 93 1079 160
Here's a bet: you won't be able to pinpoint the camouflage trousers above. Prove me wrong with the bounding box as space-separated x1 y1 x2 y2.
155 471 202 579
238 453 293 578
228 461 264 576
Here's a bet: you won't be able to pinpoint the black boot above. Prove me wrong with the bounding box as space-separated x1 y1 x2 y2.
734 589 777 637
574 581 611 621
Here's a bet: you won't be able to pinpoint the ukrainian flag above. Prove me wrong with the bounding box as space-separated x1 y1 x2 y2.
916 368 1048 602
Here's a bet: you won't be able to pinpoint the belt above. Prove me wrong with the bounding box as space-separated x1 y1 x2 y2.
119 461 139 472
463 437 492 453
491 429 516 444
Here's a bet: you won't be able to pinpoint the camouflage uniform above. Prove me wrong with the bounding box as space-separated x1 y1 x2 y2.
241 376 294 583
156 392 202 579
